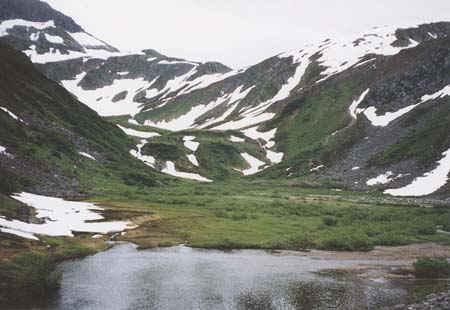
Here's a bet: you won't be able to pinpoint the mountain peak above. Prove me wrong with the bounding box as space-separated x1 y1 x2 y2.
0 0 83 33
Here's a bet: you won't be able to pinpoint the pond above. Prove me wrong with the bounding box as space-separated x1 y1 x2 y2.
39 243 447 310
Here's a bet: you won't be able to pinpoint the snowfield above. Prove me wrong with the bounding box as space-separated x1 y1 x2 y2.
0 193 135 240
362 84 450 127
385 148 450 196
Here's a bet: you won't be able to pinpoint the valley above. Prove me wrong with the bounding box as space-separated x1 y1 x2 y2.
1 0 450 309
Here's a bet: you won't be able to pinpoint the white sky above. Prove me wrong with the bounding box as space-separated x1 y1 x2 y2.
43 0 450 68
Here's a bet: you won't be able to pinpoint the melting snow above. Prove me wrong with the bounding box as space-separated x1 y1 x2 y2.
130 139 159 168
229 136 245 143
310 165 324 172
118 125 160 138
241 153 265 175
266 150 283 164
0 146 10 157
384 148 450 196
70 32 108 49
348 89 370 119
0 19 55 36
183 136 200 151
79 152 96 160
162 161 211 182
44 33 63 44
62 74 148 116
366 171 394 185
147 85 254 131
362 84 450 127
186 154 199 166
0 192 135 240
0 106 24 122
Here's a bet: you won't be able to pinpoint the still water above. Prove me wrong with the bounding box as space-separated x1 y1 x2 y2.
40 243 444 310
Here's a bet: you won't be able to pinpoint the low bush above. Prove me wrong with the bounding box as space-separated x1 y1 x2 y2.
319 233 374 251
323 216 337 226
0 252 60 306
374 233 412 246
413 257 450 278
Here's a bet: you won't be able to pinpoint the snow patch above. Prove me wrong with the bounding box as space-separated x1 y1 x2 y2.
241 153 265 175
229 136 245 143
0 19 55 36
363 84 450 127
186 154 199 166
349 89 370 119
385 148 450 196
130 139 159 168
118 125 160 138
70 32 108 49
0 106 24 123
0 193 135 240
79 152 96 160
44 33 63 44
62 74 148 116
162 161 211 182
366 171 394 185
183 136 200 151
266 150 283 164
310 165 324 172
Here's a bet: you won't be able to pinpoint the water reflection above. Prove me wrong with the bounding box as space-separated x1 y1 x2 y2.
38 243 445 310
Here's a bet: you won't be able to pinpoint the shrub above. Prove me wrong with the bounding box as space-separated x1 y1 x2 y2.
413 257 450 278
323 216 337 226
412 221 436 235
214 209 229 218
320 233 374 251
285 234 316 250
0 252 60 306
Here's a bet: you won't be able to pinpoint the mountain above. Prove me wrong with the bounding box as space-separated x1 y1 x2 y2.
0 40 165 198
1 0 450 198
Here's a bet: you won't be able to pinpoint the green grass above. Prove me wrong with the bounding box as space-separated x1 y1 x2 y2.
85 177 450 251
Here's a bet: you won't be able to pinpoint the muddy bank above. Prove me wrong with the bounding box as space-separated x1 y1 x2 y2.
275 243 450 260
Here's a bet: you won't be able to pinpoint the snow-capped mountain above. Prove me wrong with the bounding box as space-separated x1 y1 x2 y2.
2 0 450 198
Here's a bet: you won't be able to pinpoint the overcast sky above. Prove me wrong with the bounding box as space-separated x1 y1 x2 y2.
42 0 450 68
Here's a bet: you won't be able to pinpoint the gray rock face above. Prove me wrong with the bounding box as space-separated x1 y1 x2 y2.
0 0 83 32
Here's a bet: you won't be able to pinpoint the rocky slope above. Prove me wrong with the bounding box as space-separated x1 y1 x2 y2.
2 0 450 197
0 40 163 197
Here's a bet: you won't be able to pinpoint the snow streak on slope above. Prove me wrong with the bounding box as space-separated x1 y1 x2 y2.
0 19 55 35
117 125 160 138
349 89 370 119
241 153 265 176
1 106 24 123
162 161 211 182
129 139 157 168
146 85 254 130
62 74 149 116
385 148 450 196
79 152 95 160
0 193 135 240
183 136 200 151
362 84 450 126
